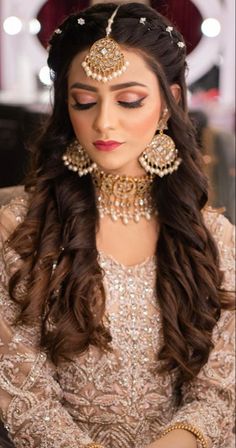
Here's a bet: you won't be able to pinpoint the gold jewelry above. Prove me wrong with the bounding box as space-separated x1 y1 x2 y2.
62 140 97 176
139 109 182 177
81 6 129 82
161 423 208 448
92 170 155 224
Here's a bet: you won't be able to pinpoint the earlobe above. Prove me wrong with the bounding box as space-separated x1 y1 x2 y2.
170 83 181 103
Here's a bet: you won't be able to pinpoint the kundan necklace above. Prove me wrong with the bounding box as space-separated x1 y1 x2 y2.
92 170 155 224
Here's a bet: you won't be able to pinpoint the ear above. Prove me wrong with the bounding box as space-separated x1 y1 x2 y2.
170 83 181 103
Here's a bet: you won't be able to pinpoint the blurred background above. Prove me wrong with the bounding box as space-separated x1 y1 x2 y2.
0 0 235 223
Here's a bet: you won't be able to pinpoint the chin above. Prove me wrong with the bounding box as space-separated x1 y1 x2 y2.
96 161 145 177
94 156 129 174
89 150 144 176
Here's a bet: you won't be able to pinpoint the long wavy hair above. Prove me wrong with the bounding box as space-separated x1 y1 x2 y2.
8 2 225 385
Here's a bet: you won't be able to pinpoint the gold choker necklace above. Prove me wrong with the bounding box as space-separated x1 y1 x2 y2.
92 170 155 224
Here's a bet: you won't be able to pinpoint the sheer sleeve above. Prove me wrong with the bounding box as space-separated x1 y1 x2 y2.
162 209 235 448
0 197 94 448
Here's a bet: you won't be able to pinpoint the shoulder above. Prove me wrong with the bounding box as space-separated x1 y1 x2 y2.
0 193 30 247
0 193 30 288
203 207 235 304
202 206 235 248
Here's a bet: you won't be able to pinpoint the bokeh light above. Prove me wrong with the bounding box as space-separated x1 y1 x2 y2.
38 66 52 86
201 18 221 38
29 19 41 35
3 16 22 35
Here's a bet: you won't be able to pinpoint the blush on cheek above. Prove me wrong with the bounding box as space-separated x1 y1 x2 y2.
69 115 85 137
132 109 160 138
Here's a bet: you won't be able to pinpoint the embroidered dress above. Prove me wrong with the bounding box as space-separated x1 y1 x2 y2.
0 196 235 448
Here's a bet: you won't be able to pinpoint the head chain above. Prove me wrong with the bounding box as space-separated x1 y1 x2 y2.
138 17 185 49
49 15 185 53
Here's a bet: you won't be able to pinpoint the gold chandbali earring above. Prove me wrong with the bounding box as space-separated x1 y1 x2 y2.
81 6 129 82
92 170 155 224
139 108 182 177
62 140 97 176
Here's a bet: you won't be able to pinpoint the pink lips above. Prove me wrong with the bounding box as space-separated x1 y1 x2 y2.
93 140 123 152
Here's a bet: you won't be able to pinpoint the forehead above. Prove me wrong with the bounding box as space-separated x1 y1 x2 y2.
67 48 159 91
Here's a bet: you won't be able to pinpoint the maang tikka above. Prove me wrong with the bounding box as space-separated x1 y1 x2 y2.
81 6 129 82
139 108 182 177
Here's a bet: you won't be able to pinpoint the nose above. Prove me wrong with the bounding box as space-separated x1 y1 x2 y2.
92 99 116 134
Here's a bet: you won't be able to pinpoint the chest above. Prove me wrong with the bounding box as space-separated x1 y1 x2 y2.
96 216 158 266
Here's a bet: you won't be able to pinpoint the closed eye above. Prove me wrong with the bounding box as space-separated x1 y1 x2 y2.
71 97 146 111
118 98 146 108
71 102 96 110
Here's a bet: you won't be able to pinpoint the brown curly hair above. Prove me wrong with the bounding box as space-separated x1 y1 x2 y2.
8 2 225 385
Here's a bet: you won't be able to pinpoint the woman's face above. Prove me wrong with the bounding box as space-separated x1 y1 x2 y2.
67 48 163 176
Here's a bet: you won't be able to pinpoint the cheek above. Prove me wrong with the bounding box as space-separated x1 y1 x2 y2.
69 112 86 135
126 106 160 138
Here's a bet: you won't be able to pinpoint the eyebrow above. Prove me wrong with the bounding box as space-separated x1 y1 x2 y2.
70 82 148 92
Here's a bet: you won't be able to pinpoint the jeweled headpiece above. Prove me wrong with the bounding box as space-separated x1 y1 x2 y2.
81 6 129 83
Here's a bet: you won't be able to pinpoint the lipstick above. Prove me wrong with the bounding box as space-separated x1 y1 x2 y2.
93 140 123 152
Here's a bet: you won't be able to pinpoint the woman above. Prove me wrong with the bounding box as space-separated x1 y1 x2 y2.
0 3 235 448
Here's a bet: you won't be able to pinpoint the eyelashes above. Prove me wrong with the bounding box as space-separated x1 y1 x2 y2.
72 102 96 110
71 97 146 110
120 99 145 109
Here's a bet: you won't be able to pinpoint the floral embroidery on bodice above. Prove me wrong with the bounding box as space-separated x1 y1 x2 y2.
57 253 176 446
